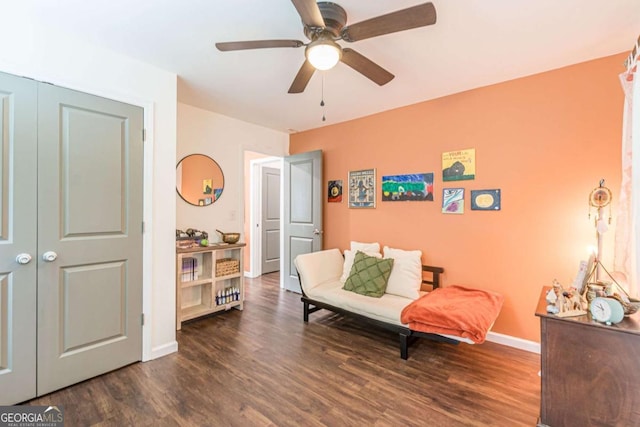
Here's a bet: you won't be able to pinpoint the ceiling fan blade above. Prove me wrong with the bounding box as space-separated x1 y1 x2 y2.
341 2 436 42
340 48 394 86
216 40 304 51
288 60 316 93
291 0 325 28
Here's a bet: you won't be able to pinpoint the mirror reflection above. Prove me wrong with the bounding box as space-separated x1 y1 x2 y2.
176 154 224 206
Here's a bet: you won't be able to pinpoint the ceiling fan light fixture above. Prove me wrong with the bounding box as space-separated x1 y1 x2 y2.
305 37 342 70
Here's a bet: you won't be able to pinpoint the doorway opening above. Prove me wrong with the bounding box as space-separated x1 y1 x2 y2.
244 151 283 286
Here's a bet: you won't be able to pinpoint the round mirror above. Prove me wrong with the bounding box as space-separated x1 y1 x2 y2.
176 154 224 206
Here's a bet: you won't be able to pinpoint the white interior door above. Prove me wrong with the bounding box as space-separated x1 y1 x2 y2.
0 72 38 404
36 83 144 396
283 150 322 293
261 166 280 274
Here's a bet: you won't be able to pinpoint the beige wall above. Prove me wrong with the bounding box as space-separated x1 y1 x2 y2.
177 103 288 253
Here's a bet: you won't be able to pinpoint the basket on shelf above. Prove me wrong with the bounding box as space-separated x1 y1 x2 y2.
216 258 240 277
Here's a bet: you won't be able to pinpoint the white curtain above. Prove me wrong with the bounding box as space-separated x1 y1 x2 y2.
614 41 639 297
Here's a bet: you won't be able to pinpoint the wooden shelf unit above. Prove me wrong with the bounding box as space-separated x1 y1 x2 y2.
176 243 245 330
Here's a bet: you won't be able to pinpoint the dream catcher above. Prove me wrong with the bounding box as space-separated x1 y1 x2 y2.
588 178 612 229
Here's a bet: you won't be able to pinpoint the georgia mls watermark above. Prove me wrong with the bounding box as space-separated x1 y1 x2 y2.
0 406 63 427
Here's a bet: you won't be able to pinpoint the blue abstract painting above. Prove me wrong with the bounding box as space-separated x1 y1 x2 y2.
381 173 433 201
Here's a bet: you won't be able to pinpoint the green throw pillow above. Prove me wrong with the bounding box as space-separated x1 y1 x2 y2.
343 251 394 298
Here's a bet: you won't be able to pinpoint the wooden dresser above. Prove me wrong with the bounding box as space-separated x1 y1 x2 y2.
535 287 640 426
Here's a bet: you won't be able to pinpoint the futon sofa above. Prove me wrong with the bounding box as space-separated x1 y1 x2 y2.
294 245 478 359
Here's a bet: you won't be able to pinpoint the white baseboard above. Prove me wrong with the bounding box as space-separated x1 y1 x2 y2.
145 340 179 361
486 331 540 354
244 270 259 279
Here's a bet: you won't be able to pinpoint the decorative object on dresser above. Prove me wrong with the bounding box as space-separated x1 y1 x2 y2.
176 243 245 330
589 296 624 325
544 279 587 318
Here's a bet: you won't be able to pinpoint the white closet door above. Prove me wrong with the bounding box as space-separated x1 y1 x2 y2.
0 72 38 404
36 83 144 396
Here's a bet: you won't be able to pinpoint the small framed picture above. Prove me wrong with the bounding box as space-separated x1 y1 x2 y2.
471 189 501 210
328 180 343 203
348 169 376 208
442 148 476 181
442 188 464 214
203 179 212 194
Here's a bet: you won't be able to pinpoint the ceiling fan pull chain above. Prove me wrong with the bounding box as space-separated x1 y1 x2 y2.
321 73 326 121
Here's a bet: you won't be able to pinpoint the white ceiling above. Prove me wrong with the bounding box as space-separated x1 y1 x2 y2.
23 0 640 133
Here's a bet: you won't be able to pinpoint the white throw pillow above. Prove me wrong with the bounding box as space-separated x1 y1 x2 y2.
383 246 423 299
340 249 382 283
350 241 380 254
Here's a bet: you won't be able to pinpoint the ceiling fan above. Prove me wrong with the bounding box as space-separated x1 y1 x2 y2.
215 1 437 94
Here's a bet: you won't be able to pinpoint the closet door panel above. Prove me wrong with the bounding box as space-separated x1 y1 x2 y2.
62 107 125 236
0 72 37 405
36 83 143 396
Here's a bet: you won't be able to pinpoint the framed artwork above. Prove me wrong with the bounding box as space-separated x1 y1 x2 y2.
203 179 213 194
442 188 464 214
348 169 376 208
328 180 343 203
442 148 476 181
471 189 501 210
382 173 433 201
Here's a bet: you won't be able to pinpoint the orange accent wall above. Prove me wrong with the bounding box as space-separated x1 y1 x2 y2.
290 54 625 343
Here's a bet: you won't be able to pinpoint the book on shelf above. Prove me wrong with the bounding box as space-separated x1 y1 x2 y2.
181 257 199 281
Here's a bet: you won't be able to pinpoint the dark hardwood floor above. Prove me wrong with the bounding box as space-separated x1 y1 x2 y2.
29 272 541 426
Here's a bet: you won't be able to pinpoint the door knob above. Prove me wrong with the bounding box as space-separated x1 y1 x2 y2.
313 229 323 235
42 251 58 262
16 253 32 265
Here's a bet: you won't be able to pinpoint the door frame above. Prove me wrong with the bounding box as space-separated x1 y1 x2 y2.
247 156 283 280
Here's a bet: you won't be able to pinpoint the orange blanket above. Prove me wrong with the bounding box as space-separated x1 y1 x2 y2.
400 285 503 344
